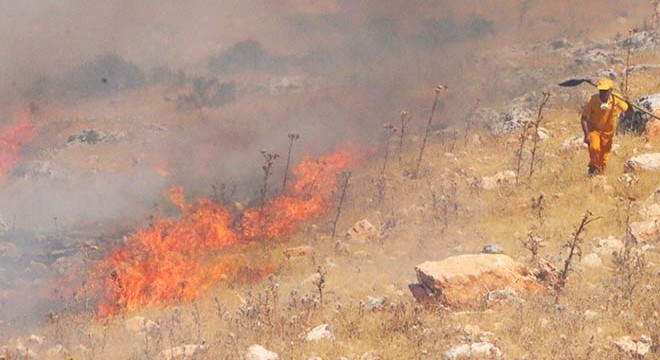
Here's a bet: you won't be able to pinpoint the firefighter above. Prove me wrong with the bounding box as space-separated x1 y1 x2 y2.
580 78 632 177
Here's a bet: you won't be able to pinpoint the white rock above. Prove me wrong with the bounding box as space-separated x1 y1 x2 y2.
630 220 659 243
444 342 503 360
159 344 208 359
593 236 623 256
581 253 603 268
246 345 279 360
46 344 68 357
306 324 333 342
584 310 598 321
624 153 660 172
537 127 552 140
560 136 586 152
480 170 516 190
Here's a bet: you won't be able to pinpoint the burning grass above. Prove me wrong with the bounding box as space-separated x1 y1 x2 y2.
91 147 359 317
0 108 38 180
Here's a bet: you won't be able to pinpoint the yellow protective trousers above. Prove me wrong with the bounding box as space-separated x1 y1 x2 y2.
588 130 613 173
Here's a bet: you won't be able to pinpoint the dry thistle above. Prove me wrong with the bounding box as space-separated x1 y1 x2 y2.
398 109 411 164
282 132 300 191
528 91 551 180
260 149 280 205
381 123 397 175
330 171 351 241
556 211 600 295
414 85 447 178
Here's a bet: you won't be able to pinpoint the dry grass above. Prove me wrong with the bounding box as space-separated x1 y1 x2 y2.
5 95 656 359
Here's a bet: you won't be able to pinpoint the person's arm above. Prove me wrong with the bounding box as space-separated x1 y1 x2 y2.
581 114 590 145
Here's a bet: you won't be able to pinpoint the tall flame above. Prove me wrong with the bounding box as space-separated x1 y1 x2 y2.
93 147 356 317
0 109 37 180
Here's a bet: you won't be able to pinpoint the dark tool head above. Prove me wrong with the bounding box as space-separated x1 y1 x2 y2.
558 78 596 87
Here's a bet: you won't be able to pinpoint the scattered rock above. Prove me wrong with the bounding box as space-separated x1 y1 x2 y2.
480 170 516 190
306 324 333 342
46 344 68 357
481 244 503 254
246 345 279 360
28 335 44 345
537 127 551 140
645 119 660 142
159 344 209 360
487 288 523 305
410 254 544 308
624 153 660 172
359 351 381 360
444 342 503 360
125 316 159 336
593 236 624 256
618 173 639 187
630 220 659 243
584 310 598 321
492 98 534 134
362 296 388 311
581 253 603 268
612 335 653 357
144 123 168 132
67 128 126 145
14 346 38 360
640 187 660 220
573 47 621 66
346 219 378 242
560 136 585 152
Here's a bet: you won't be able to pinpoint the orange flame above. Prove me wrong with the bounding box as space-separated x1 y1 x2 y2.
93 147 357 317
0 109 37 180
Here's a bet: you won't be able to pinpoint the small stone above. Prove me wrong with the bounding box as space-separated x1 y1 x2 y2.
362 296 387 311
581 253 603 268
630 220 659 243
593 236 624 256
246 344 279 360
481 244 503 254
346 219 378 242
444 342 503 360
360 350 381 360
159 344 208 359
584 310 598 321
306 324 333 342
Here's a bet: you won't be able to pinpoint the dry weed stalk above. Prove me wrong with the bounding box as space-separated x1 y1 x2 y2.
381 123 397 175
528 91 551 180
520 231 545 264
557 211 600 294
331 171 351 240
312 266 327 306
414 85 447 178
260 150 280 205
531 193 545 227
622 28 636 97
398 109 411 164
282 132 300 191
514 120 533 185
463 98 480 145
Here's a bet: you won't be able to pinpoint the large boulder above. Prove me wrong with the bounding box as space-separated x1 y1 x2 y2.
624 153 660 172
409 254 544 308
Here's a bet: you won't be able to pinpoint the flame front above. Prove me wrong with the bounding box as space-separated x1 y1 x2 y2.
0 109 37 180
93 147 356 317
